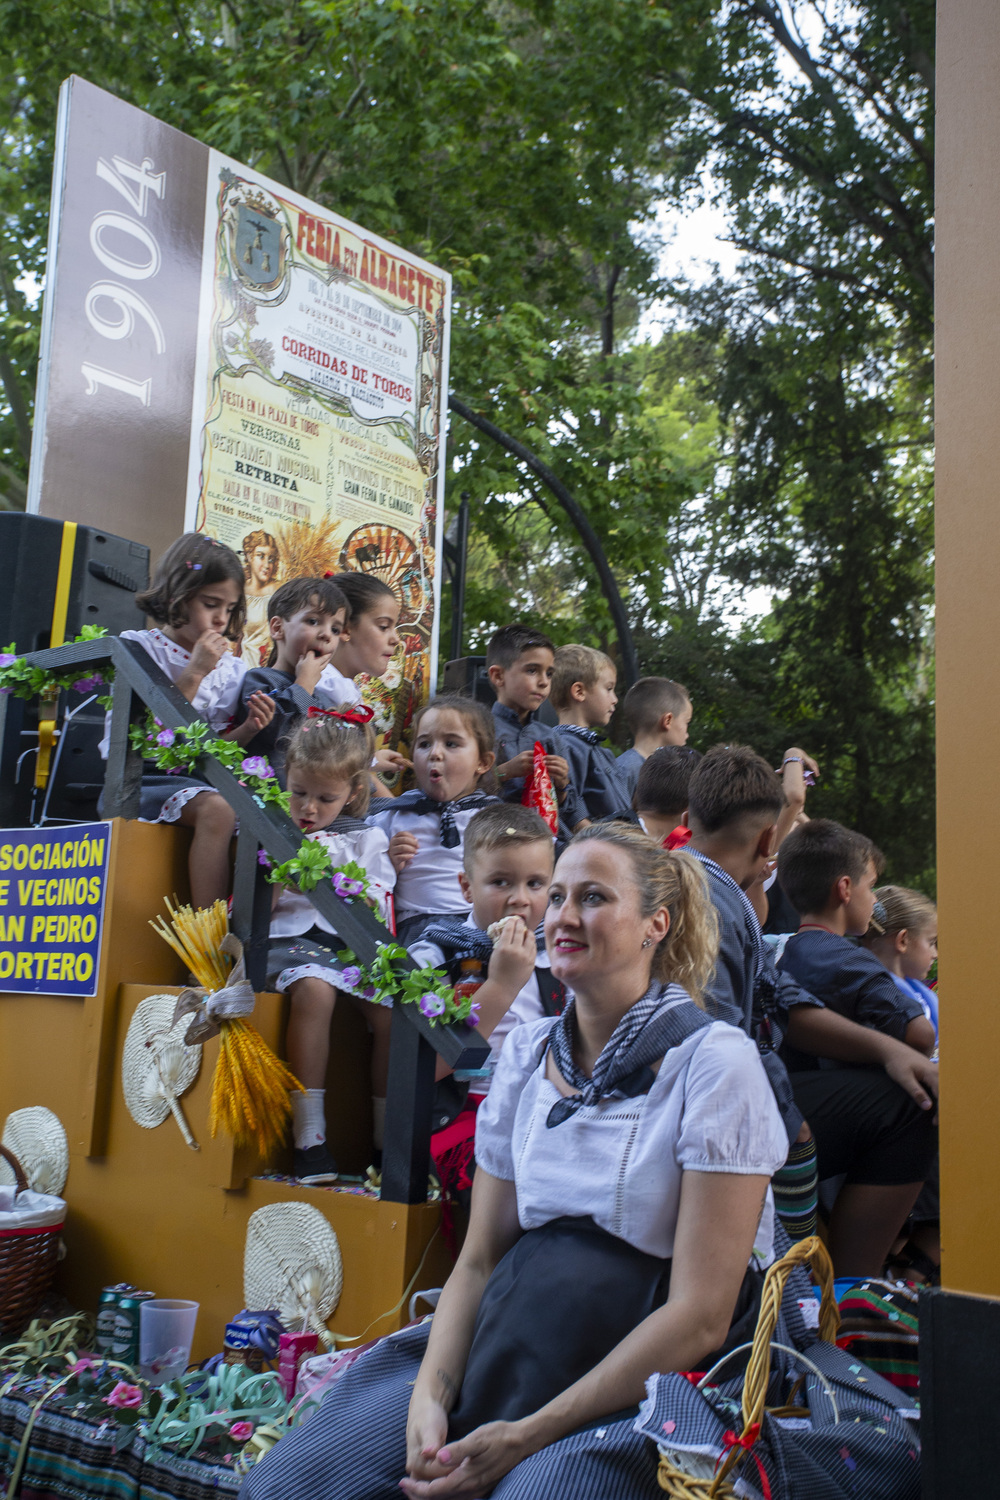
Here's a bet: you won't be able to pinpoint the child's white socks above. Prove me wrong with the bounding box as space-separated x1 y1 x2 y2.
372 1095 386 1151
292 1088 327 1149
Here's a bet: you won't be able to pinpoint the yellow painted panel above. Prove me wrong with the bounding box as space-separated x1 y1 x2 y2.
936 0 1000 1295
0 821 446 1359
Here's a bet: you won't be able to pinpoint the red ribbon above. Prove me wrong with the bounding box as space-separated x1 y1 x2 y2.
306 704 375 726
716 1425 771 1500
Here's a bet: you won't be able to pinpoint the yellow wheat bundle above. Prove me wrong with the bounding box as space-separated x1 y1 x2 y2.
151 898 303 1159
276 514 342 580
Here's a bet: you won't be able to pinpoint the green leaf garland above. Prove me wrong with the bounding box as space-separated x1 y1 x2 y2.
0 627 115 708
335 941 477 1027
130 711 290 812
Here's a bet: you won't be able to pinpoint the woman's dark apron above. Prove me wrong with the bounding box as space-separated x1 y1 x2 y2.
448 1214 762 1439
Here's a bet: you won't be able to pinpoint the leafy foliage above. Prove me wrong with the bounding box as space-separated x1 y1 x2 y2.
0 0 937 881
334 940 477 1026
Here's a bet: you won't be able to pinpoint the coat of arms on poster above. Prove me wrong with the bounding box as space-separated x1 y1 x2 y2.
186 155 452 748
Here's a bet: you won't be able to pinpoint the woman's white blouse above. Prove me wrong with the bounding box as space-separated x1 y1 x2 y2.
475 1009 788 1263
99 629 247 756
269 826 396 936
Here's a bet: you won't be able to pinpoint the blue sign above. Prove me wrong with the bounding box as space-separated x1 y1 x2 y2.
0 822 111 997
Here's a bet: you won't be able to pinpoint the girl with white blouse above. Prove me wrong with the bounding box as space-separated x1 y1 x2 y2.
265 709 395 1183
99 533 274 908
243 824 788 1500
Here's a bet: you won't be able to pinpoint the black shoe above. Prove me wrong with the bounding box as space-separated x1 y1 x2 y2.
293 1144 339 1183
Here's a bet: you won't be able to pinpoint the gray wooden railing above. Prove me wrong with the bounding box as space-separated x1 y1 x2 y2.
0 636 488 1204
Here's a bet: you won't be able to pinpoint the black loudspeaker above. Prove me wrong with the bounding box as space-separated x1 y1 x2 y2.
0 513 150 652
442 656 494 704
39 702 108 824
0 515 150 826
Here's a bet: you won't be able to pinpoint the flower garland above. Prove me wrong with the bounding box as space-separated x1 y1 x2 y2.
263 850 469 1021
129 711 289 812
263 842 379 913
136 717 472 1028
0 626 115 707
335 940 480 1027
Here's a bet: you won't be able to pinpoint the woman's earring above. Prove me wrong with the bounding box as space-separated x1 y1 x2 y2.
641 938 652 949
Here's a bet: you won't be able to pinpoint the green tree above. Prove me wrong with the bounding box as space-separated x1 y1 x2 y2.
656 0 936 883
0 0 710 606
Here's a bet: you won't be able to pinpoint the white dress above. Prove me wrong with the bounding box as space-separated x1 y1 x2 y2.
316 664 362 706
366 805 486 920
268 823 396 995
99 628 247 824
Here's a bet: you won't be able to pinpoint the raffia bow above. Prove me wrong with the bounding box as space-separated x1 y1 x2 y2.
172 932 256 1044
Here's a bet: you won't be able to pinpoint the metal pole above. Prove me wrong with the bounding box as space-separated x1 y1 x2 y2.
449 490 470 663
448 395 639 687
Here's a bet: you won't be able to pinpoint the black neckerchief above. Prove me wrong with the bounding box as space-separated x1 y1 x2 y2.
544 983 710 1127
371 790 498 847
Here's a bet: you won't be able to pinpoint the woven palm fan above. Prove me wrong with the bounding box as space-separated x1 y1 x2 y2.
0 1107 69 1194
122 995 202 1151
244 1203 343 1339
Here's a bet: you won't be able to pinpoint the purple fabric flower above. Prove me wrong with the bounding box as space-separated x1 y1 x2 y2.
156 728 175 747
72 674 103 694
340 965 362 988
332 872 365 898
257 850 272 869
241 756 273 779
0 653 17 667
419 992 446 1019
467 1001 482 1026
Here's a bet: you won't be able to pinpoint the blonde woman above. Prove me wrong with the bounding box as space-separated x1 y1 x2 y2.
244 826 788 1500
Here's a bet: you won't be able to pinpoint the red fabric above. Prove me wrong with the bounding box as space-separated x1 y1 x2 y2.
430 1098 483 1255
306 703 375 726
0 1223 63 1240
716 1425 771 1500
665 825 692 849
522 741 559 834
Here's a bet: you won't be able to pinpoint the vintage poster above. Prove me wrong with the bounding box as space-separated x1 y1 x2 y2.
185 153 451 749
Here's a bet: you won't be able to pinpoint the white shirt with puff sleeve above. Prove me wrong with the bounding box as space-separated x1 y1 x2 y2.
474 1002 788 1264
98 628 247 757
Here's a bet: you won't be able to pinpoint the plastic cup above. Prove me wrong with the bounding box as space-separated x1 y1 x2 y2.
138 1299 199 1384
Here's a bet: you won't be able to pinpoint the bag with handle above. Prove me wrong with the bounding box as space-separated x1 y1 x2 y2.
636 1237 920 1500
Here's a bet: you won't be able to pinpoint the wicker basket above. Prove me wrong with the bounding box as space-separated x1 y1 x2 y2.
0 1143 65 1338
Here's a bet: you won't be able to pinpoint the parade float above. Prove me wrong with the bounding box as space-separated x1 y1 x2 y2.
0 74 477 1492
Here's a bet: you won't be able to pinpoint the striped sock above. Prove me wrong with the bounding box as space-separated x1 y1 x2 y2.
772 1137 819 1240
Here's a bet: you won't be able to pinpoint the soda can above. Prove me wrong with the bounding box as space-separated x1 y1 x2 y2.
95 1289 120 1355
111 1291 156 1366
